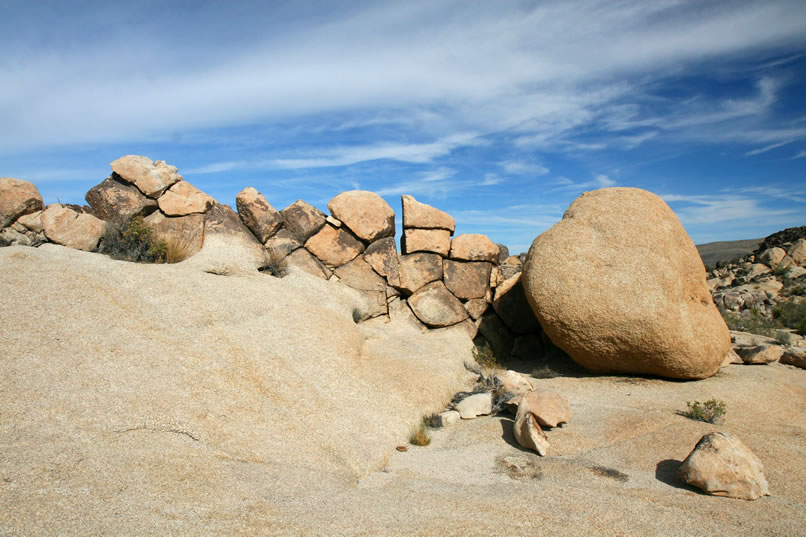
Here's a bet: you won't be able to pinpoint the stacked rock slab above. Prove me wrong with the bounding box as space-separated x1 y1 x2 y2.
0 178 47 247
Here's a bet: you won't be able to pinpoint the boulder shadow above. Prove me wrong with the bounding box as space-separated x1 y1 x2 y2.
655 459 703 494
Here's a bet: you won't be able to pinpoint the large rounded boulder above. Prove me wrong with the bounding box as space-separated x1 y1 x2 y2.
521 187 729 379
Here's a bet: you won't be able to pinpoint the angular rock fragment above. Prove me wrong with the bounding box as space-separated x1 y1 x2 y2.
677 432 770 500
514 396 550 456
443 259 492 300
305 224 364 268
398 252 442 294
110 155 182 198
401 194 455 232
402 228 451 256
281 200 326 243
41 204 107 251
0 177 44 229
235 187 283 243
450 233 499 262
158 181 216 216
328 190 394 243
85 175 158 224
408 281 468 327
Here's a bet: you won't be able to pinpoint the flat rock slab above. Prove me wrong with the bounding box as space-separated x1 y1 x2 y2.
110 155 182 198
403 228 451 256
401 194 455 232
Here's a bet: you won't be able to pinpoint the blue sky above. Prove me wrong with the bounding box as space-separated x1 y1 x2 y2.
2 1 805 253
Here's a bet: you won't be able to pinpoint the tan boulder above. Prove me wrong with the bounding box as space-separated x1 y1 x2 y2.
15 210 44 233
759 247 786 268
408 281 469 327
450 234 499 262
235 187 283 243
522 188 730 380
499 255 523 281
305 224 364 268
442 260 492 300
519 390 571 428
280 200 326 243
388 297 427 331
401 194 455 232
328 190 394 243
463 298 489 320
677 432 770 500
110 155 182 198
362 237 400 287
181 204 268 275
264 229 301 265
85 175 158 224
785 266 806 279
277 248 331 279
788 238 806 265
403 228 451 256
398 253 443 294
513 396 550 456
0 177 44 229
745 264 771 280
158 181 216 216
780 347 806 369
492 273 541 335
735 344 785 364
333 257 387 319
143 211 205 258
41 204 107 251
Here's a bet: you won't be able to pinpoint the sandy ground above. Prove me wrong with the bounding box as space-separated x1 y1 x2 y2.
1 245 805 536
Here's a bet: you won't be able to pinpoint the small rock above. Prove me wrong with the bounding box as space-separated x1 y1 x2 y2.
438 410 461 427
519 390 571 427
735 344 785 364
677 432 770 500
496 370 534 396
455 392 492 419
514 396 550 456
780 347 806 369
721 349 743 366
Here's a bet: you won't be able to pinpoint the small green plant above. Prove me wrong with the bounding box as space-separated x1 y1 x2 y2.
720 308 780 337
472 342 498 369
98 215 192 264
773 299 806 336
682 399 727 424
776 330 796 346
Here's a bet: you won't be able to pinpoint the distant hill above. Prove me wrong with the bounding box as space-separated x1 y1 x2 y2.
696 238 763 267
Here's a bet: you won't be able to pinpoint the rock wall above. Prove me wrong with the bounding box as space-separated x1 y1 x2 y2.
0 155 540 360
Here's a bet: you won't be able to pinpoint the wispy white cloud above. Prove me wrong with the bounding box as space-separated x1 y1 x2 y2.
745 140 792 156
498 160 549 175
374 167 500 198
548 173 617 192
661 193 798 225
794 149 806 159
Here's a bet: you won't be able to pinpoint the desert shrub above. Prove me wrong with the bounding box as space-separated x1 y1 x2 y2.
773 300 806 336
99 215 167 263
720 308 779 337
409 420 431 446
422 413 442 429
472 342 498 369
776 330 796 346
98 215 192 264
682 399 726 424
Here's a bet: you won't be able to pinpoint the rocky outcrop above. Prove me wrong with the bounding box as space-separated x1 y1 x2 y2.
0 178 44 229
110 155 182 198
41 204 107 251
677 432 770 500
522 188 730 380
